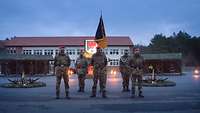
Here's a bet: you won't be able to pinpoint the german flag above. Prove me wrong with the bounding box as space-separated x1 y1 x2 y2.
95 15 108 48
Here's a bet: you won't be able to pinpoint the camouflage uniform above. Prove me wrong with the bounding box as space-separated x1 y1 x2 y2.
120 52 130 92
129 53 144 98
75 54 88 92
54 51 71 99
90 48 107 98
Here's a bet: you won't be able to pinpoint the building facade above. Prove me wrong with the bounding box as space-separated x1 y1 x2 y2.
0 36 182 76
0 36 133 75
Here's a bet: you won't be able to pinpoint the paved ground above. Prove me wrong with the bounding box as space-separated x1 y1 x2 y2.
0 70 200 113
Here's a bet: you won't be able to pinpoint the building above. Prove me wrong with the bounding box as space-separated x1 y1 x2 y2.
0 36 133 75
0 36 182 76
143 53 182 75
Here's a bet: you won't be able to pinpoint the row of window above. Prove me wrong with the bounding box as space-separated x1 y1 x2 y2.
20 49 129 56
23 49 79 55
7 48 16 54
104 49 129 55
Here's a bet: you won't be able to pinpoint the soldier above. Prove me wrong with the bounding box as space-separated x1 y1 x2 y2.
75 51 88 92
54 46 71 99
90 47 107 98
120 50 130 92
129 48 144 98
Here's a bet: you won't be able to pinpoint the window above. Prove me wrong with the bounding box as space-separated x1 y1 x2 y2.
66 49 75 55
23 50 32 55
70 59 76 68
34 50 42 55
77 49 81 55
71 59 75 64
44 50 48 55
109 49 119 55
124 49 129 54
7 48 16 54
121 49 124 55
50 50 53 55
44 49 53 55
109 59 119 66
55 49 59 55
72 49 75 55
104 49 108 55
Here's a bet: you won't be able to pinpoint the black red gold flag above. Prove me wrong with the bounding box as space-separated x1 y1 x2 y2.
95 15 108 48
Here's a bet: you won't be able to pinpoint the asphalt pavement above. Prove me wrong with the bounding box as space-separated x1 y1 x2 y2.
0 70 200 113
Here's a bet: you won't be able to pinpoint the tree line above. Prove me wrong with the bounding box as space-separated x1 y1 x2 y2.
136 31 200 66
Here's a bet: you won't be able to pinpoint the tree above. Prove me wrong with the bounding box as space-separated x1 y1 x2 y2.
142 31 200 65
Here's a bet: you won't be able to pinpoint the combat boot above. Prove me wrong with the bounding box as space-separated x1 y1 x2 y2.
56 91 60 99
122 86 126 92
131 89 135 98
81 89 84 92
139 91 144 98
90 89 96 98
56 96 60 99
65 91 70 99
81 87 84 92
102 91 107 98
90 93 96 98
131 92 135 98
126 86 130 92
78 88 81 92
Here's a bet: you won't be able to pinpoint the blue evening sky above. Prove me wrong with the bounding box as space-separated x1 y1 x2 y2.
0 0 199 45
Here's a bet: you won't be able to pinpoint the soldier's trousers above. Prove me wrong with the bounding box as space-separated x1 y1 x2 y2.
92 72 107 95
131 74 143 95
122 74 130 88
78 75 85 90
56 67 69 97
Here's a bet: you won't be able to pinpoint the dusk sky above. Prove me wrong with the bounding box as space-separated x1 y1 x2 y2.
0 0 199 45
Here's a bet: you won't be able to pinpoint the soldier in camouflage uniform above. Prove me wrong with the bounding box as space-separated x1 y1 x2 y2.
90 47 108 98
128 48 144 98
75 51 88 92
120 50 130 92
54 46 71 99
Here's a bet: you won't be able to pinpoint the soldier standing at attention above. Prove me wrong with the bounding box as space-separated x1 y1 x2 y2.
120 50 130 92
75 51 88 92
54 46 71 99
129 48 144 98
90 47 108 98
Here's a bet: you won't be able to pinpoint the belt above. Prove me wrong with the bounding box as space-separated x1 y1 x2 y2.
131 67 142 69
58 65 66 67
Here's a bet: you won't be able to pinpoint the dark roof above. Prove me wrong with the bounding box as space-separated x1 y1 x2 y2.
4 36 133 47
142 53 182 60
0 53 53 61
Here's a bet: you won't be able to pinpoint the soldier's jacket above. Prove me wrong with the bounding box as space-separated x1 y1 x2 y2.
91 51 107 74
91 52 107 68
75 57 88 76
128 54 144 76
54 53 71 75
120 55 131 75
